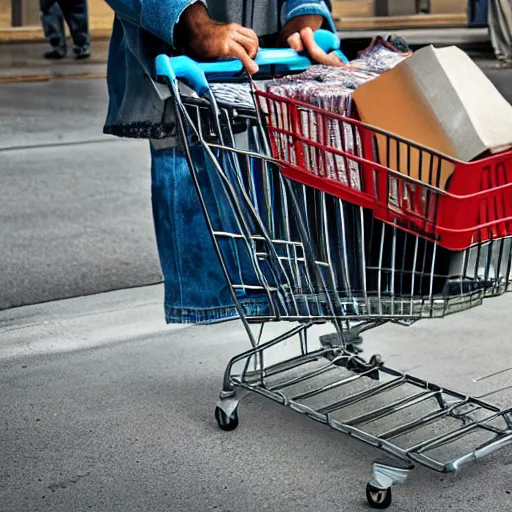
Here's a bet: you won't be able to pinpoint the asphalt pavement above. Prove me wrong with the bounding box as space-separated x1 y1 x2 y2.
0 79 162 310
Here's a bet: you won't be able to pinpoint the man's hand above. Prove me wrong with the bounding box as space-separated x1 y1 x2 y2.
176 3 259 74
279 15 343 67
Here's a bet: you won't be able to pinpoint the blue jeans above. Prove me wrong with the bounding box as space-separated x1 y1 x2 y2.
151 145 270 324
150 141 372 324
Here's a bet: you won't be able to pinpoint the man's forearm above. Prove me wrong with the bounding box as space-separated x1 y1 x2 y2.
172 2 260 73
105 0 206 48
174 2 211 50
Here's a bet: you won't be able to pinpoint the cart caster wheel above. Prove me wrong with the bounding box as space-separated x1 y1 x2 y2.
366 483 392 509
370 354 383 366
215 406 239 431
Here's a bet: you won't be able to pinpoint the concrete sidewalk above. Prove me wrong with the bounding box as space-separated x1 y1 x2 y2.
0 40 109 83
0 27 492 83
1 284 512 511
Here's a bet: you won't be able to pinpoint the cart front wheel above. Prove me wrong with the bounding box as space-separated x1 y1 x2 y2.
366 483 392 509
215 405 239 431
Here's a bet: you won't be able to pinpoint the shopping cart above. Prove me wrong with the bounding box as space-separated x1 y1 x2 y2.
155 37 512 509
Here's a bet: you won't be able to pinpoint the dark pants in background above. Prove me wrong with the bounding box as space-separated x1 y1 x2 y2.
488 0 512 65
40 0 90 55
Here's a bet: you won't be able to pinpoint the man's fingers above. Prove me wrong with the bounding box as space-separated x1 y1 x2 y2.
230 41 259 74
326 51 346 67
233 31 259 58
299 26 323 60
237 25 259 44
318 50 345 67
300 27 343 67
287 32 304 52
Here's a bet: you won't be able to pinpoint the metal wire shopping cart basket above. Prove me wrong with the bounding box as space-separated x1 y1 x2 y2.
155 45 512 509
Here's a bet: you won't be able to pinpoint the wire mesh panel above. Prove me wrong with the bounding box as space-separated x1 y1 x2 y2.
175 92 512 324
258 90 512 251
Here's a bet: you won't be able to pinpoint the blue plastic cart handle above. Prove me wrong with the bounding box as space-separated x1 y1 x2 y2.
156 54 210 95
313 29 349 64
195 29 347 75
315 29 340 52
335 49 350 65
155 29 349 94
197 48 312 76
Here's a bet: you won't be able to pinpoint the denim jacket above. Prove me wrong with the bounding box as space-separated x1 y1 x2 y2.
102 0 336 140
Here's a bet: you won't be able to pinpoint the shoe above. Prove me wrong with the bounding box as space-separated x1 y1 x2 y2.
73 46 91 60
44 49 66 59
496 59 512 69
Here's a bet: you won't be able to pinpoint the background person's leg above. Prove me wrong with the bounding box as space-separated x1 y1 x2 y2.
59 0 90 59
40 0 66 58
488 0 512 67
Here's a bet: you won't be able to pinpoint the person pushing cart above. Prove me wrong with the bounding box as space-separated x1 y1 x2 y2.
103 0 344 325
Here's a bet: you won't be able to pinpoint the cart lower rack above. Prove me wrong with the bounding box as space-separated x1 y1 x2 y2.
156 51 512 509
218 325 512 508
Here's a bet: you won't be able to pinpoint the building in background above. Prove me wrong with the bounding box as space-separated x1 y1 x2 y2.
0 0 485 37
332 0 473 28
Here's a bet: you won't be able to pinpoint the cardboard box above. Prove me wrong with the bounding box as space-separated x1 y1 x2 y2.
352 45 512 189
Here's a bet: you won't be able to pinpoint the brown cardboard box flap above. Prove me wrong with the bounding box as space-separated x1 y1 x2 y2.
353 45 512 189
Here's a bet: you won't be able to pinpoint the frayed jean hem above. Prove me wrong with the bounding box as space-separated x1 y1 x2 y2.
165 299 270 324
